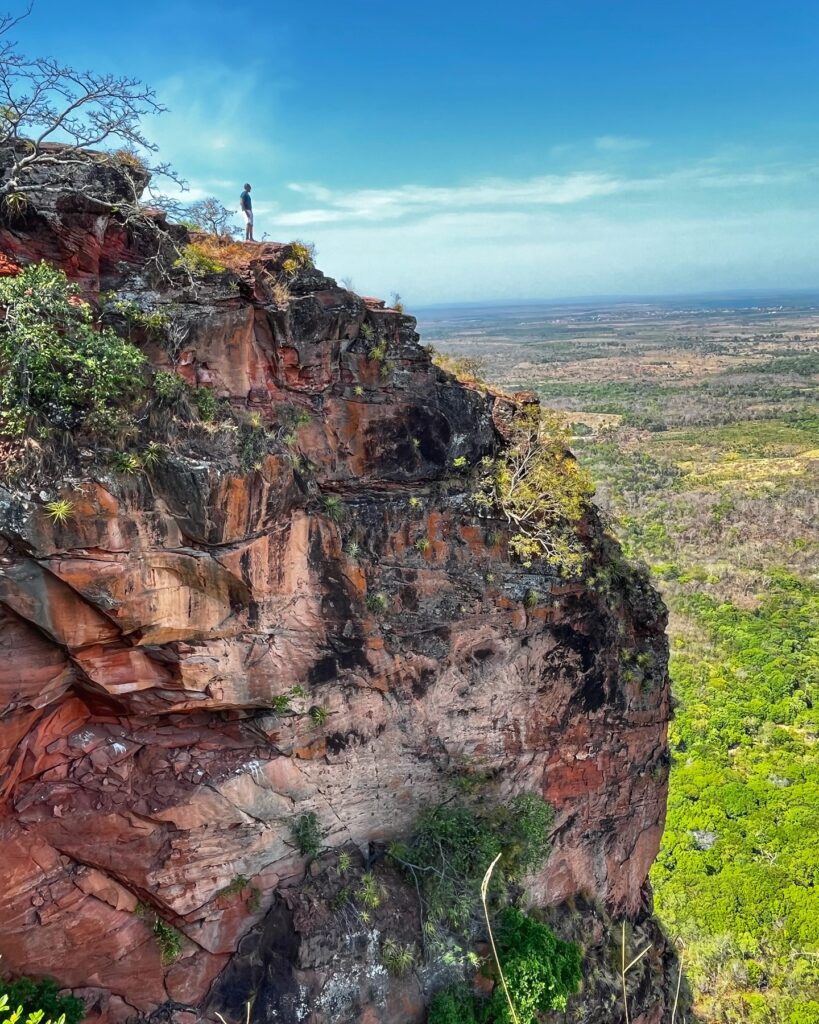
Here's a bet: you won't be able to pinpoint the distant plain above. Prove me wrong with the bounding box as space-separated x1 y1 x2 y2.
420 294 819 1024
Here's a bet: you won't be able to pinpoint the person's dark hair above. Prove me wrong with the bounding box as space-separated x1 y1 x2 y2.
243 182 251 190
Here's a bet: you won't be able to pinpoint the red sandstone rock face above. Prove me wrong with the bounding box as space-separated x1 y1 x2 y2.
0 164 672 1024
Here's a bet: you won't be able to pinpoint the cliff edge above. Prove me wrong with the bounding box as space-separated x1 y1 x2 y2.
0 155 678 1024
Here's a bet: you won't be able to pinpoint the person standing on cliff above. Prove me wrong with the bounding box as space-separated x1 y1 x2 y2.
240 183 254 241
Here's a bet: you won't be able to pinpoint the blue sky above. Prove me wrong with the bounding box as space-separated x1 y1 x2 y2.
12 0 819 303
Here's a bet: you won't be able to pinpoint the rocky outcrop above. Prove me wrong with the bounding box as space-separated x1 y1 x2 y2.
0 156 675 1024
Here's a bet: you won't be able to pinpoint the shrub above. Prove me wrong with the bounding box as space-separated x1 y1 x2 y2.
0 263 146 437
473 409 594 575
322 495 345 523
431 350 486 387
310 705 330 726
0 979 83 1024
282 240 315 276
152 369 188 406
484 907 582 1022
389 795 552 937
1 190 29 222
427 985 480 1024
100 295 168 339
356 872 382 909
291 811 322 857
381 938 415 976
174 243 225 276
191 387 217 423
366 592 389 614
152 918 182 965
239 421 267 471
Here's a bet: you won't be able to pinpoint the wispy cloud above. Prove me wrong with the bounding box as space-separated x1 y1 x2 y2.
281 172 627 226
594 135 650 152
276 160 811 229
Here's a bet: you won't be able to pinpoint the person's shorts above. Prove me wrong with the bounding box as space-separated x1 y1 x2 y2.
242 208 254 226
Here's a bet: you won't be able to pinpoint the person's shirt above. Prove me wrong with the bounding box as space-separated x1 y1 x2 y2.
240 190 252 211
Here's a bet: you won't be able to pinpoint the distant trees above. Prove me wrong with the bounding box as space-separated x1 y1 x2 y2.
0 5 180 205
184 197 239 238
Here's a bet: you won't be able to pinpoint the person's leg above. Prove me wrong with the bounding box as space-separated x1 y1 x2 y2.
245 212 251 241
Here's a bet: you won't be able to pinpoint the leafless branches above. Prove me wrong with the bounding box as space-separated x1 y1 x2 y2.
0 4 182 202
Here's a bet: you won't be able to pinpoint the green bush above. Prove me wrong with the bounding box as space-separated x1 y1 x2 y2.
192 387 217 422
0 263 145 437
485 907 581 1022
427 985 480 1024
390 795 552 936
473 408 594 575
152 918 182 965
291 811 322 857
0 979 82 1024
174 243 225 276
426 909 581 1024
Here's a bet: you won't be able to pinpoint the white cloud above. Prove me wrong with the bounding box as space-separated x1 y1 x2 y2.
276 160 810 229
594 135 650 152
283 172 628 224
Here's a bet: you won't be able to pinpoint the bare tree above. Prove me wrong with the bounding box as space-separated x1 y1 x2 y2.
0 4 181 201
185 196 239 238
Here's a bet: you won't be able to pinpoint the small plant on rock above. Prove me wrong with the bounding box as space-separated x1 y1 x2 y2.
366 592 389 614
113 452 142 474
1 190 28 222
322 495 345 523
282 240 315 276
381 938 415 977
356 872 382 909
523 589 539 608
415 537 431 553
152 918 183 965
291 811 322 857
140 441 164 470
44 499 74 525
192 387 217 423
310 705 330 726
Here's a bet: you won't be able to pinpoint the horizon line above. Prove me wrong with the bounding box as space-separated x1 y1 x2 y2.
410 286 819 313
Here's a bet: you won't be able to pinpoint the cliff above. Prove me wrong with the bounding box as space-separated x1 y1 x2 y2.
0 156 678 1024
